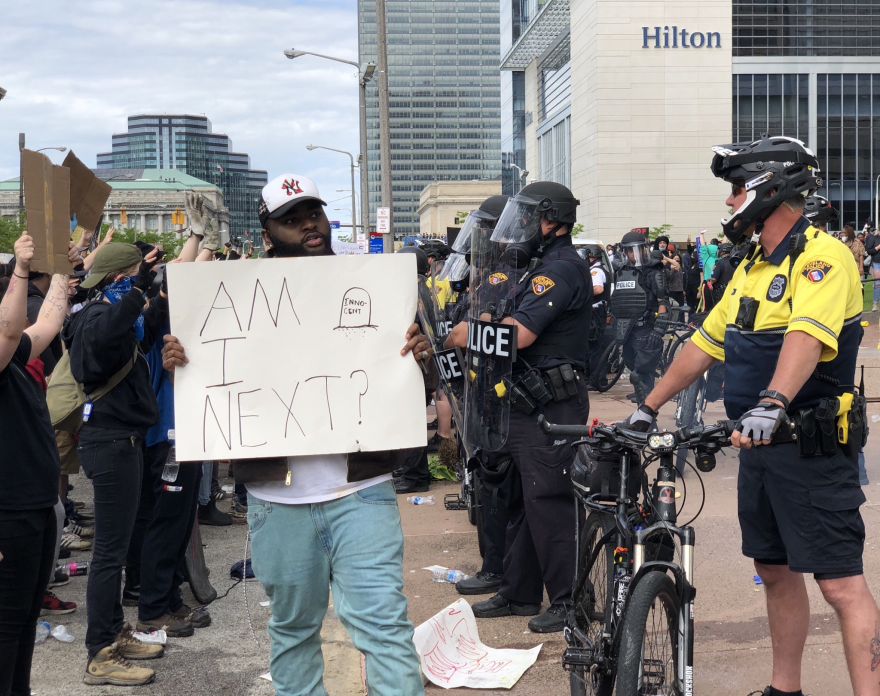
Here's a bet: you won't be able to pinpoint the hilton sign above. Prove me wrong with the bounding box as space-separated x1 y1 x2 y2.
643 26 722 49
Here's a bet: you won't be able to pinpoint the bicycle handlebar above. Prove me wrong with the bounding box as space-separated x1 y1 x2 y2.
538 416 736 452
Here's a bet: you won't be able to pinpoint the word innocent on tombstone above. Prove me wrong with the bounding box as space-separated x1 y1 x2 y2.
166 254 427 461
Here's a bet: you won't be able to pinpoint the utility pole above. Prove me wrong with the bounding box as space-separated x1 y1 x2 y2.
358 80 370 243
375 0 393 252
18 133 25 215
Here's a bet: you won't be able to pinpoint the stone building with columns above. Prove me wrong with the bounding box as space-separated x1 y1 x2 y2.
0 168 230 242
418 179 502 240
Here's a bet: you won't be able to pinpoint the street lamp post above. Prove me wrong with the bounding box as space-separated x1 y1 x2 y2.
284 49 375 245
510 164 529 195
307 145 357 238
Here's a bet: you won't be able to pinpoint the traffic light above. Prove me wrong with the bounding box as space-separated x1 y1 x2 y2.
171 208 184 225
120 206 127 225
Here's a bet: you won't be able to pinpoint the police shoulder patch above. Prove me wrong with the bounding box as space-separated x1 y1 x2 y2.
801 259 833 284
531 275 556 295
488 272 508 285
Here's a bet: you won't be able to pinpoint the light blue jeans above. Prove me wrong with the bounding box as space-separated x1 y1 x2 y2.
247 482 423 696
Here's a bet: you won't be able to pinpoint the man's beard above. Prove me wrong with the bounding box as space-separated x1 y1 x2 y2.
267 230 335 258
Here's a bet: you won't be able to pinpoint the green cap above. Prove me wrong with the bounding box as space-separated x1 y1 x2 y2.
80 243 143 288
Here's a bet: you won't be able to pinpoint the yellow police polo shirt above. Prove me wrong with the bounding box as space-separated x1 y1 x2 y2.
426 276 452 310
691 219 863 419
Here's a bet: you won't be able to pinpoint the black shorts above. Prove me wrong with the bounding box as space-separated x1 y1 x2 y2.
737 442 866 579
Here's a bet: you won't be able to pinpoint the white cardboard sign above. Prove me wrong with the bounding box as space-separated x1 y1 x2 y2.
167 255 426 462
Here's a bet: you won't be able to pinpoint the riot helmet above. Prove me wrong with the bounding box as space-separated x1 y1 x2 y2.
439 209 496 284
479 195 510 219
581 244 603 262
718 242 734 256
491 181 579 268
620 230 652 268
418 239 451 262
710 135 820 244
803 195 838 227
396 245 429 276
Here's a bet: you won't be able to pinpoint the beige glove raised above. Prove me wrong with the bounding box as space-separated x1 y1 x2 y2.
184 191 208 237
200 216 221 252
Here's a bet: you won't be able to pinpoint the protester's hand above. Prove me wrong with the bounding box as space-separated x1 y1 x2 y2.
99 227 116 247
162 335 189 376
401 323 432 367
132 249 159 292
185 192 208 237
732 402 789 449
68 241 83 266
619 404 657 433
14 230 34 275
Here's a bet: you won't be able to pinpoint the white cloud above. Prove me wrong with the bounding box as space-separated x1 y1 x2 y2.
0 0 364 227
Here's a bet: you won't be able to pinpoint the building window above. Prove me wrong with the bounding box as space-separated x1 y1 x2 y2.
538 115 570 189
732 74 809 143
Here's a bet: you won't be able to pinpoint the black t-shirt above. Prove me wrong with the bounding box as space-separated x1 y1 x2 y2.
0 334 61 510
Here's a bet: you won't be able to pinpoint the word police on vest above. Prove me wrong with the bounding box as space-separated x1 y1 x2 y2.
468 320 517 362
616 280 637 290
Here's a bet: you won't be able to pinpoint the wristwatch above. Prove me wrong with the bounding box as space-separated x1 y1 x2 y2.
758 389 790 410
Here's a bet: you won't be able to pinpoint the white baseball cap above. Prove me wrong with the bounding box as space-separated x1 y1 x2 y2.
258 174 327 227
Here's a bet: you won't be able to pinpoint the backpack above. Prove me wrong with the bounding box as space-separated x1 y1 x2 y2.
47 349 137 433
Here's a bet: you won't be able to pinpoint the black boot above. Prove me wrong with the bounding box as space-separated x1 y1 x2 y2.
198 500 232 526
471 593 541 618
456 572 502 596
394 479 430 494
527 604 567 633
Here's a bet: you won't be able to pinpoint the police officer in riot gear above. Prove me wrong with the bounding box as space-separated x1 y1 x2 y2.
584 244 609 379
454 181 592 633
613 230 669 404
624 135 879 696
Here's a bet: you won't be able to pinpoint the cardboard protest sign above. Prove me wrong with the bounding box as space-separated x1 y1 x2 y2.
167 254 426 461
62 150 112 233
22 149 73 275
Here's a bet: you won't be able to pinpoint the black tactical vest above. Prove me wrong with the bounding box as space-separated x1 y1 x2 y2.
609 266 649 319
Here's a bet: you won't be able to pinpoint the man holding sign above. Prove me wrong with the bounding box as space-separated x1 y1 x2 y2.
162 175 433 696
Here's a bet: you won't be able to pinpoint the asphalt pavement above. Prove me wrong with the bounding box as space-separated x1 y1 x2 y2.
29 326 880 694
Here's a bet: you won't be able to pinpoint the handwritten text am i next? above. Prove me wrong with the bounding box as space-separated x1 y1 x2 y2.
166 256 427 461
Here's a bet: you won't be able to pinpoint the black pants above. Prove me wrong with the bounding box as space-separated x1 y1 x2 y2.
477 471 512 576
401 446 431 486
78 436 143 657
622 325 663 402
0 507 56 696
587 305 607 376
499 379 589 606
138 441 202 621
124 452 157 593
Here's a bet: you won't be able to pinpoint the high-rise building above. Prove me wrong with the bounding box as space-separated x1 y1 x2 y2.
358 0 503 239
96 115 268 246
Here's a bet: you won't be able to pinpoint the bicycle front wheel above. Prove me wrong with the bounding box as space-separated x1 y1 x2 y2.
592 342 625 393
615 571 681 696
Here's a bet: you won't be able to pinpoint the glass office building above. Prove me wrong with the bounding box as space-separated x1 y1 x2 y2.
97 115 268 244
732 2 880 226
358 1 502 239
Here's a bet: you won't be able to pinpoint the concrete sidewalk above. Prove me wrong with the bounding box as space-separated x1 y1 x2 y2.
29 374 880 695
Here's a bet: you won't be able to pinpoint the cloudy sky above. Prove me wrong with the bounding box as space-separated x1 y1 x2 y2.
0 0 364 226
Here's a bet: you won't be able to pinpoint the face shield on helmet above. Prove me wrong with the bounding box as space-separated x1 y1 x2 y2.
621 239 651 268
438 210 494 283
490 195 551 268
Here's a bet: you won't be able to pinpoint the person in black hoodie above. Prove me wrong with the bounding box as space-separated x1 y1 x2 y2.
62 243 167 686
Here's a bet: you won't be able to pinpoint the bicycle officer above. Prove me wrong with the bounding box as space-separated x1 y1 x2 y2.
612 229 669 404
583 244 609 383
622 135 878 696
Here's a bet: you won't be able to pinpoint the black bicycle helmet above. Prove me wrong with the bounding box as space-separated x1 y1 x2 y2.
803 195 839 226
710 135 821 243
518 181 579 225
718 242 734 256
396 245 429 276
583 244 603 259
418 239 451 261
479 195 510 220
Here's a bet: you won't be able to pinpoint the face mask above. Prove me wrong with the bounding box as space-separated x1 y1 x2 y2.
841 236 848 242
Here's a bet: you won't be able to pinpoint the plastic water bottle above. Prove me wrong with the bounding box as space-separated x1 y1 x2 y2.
432 569 469 584
161 430 179 483
51 625 75 642
64 560 89 577
406 496 435 506
133 629 167 645
35 621 51 644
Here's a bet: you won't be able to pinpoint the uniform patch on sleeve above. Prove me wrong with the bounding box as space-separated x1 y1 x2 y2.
531 276 555 295
801 260 833 284
488 272 508 285
590 269 599 276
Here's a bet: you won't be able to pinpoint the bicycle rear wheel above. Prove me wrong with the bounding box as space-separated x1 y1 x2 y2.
591 342 625 393
569 512 615 696
615 571 681 696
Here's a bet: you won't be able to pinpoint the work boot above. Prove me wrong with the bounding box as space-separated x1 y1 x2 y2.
456 571 502 596
121 586 140 608
172 604 212 628
426 432 443 452
527 604 567 633
394 478 430 494
137 613 194 638
471 594 541 619
116 622 164 660
83 644 155 686
198 499 232 526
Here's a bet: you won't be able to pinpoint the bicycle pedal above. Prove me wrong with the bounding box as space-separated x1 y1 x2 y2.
562 647 596 670
443 494 468 511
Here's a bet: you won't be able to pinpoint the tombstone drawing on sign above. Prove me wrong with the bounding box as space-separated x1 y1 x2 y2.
335 287 377 335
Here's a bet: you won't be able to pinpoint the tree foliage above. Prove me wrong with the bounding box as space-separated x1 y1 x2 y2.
0 212 26 254
649 223 673 240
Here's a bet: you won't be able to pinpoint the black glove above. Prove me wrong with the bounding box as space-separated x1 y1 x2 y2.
620 404 657 433
160 267 168 296
132 258 158 292
734 402 789 443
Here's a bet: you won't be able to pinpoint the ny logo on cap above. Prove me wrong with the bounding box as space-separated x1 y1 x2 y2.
282 179 304 196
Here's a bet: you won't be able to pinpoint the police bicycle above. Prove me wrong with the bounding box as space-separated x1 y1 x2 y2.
537 416 735 696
